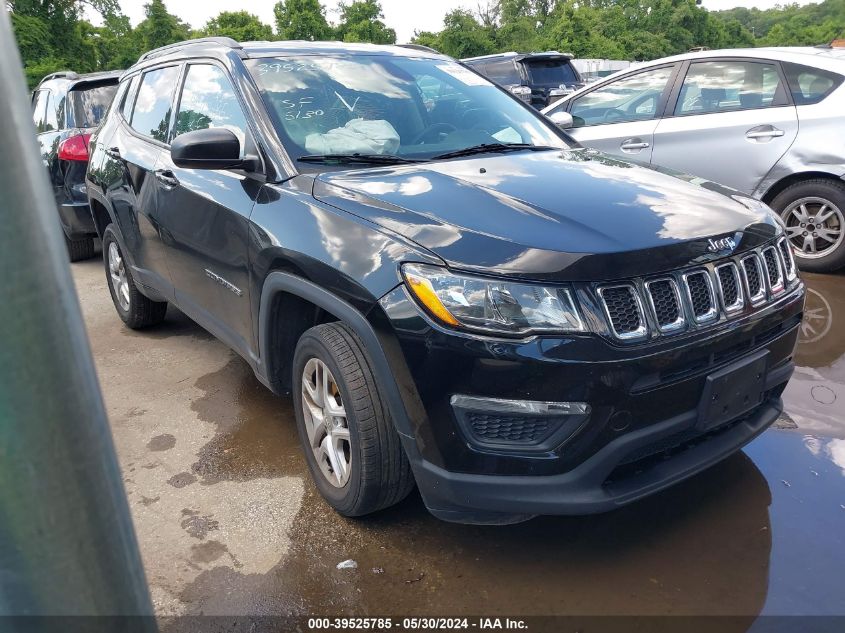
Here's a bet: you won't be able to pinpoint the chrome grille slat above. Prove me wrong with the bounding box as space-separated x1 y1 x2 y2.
762 246 785 294
777 237 797 282
741 253 766 306
715 262 744 314
682 270 718 323
644 278 685 333
597 284 647 340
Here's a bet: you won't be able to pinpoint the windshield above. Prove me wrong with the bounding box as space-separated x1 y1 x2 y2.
525 60 578 87
71 83 118 128
245 55 569 166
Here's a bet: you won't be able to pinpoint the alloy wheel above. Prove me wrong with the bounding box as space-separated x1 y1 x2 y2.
782 197 844 259
108 241 130 311
301 357 352 488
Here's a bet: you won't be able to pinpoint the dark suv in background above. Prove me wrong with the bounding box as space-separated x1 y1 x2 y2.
32 70 121 260
462 51 584 108
87 38 803 525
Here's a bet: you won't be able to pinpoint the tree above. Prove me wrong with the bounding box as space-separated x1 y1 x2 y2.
203 11 274 41
274 0 332 40
135 0 190 52
413 10 497 58
335 0 396 44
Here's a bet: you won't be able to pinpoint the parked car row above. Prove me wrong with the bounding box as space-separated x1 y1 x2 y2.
31 70 121 260
540 47 845 273
55 37 804 524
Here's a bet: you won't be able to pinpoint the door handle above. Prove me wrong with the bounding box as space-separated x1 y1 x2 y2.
620 138 650 151
105 146 121 159
154 169 179 189
745 127 785 140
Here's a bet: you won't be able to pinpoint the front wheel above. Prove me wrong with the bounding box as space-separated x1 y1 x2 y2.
292 322 414 516
102 225 167 328
773 179 845 273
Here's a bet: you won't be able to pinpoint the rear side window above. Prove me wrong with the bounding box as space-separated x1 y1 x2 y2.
32 90 48 132
44 91 59 131
782 62 843 105
71 83 119 128
130 66 180 142
675 61 787 115
484 59 521 85
173 64 248 150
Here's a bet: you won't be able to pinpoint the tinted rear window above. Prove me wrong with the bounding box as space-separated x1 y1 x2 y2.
525 60 578 86
782 62 843 105
130 66 180 142
71 83 118 128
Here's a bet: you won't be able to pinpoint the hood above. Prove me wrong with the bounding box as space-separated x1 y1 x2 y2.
313 149 780 281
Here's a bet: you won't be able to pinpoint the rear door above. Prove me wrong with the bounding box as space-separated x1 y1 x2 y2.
100 65 182 296
651 58 798 194
154 62 261 355
553 64 680 163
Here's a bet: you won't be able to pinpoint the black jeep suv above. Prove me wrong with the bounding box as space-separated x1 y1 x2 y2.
86 38 804 524
32 70 121 260
462 51 584 108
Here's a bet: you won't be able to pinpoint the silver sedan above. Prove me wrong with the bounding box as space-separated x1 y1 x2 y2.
544 46 845 272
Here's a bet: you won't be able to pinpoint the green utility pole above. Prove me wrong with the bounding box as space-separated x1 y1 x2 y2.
0 10 156 629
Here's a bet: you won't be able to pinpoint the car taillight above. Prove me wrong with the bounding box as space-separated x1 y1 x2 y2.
58 133 91 162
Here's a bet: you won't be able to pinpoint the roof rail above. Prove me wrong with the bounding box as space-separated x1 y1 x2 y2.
137 37 242 63
40 71 80 83
398 44 440 54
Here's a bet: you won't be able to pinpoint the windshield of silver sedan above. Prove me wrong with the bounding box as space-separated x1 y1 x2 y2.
245 55 570 166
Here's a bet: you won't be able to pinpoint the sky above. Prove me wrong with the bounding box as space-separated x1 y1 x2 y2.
87 0 818 45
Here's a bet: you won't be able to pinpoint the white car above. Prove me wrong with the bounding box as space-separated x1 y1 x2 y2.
544 46 845 272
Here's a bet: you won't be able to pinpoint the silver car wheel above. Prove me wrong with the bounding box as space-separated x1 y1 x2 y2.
108 241 130 311
783 197 844 260
301 357 351 488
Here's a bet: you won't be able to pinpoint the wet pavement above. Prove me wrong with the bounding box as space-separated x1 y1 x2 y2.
71 260 845 620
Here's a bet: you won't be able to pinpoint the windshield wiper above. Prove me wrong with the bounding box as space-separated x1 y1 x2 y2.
297 153 425 165
432 143 559 160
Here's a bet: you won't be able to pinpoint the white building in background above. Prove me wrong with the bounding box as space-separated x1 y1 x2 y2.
571 58 633 83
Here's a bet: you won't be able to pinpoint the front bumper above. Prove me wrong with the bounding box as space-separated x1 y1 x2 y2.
378 281 803 523
58 201 96 240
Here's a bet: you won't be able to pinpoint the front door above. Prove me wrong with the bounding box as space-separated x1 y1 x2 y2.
651 59 798 194
559 64 679 163
154 62 261 356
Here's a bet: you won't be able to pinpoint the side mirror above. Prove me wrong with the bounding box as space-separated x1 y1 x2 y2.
549 110 574 130
171 127 257 171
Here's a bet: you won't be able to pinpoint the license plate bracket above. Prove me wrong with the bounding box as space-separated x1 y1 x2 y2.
698 350 769 431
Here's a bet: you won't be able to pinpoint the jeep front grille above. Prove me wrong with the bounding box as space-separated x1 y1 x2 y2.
596 239 798 341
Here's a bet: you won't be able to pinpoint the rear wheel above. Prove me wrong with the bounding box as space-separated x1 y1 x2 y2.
102 225 167 329
773 179 845 273
292 322 414 516
65 234 95 262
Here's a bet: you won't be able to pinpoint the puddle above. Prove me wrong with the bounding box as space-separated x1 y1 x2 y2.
190 356 303 484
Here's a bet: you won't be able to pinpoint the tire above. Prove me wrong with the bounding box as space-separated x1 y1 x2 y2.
65 233 95 262
292 322 414 516
771 179 845 273
102 225 167 329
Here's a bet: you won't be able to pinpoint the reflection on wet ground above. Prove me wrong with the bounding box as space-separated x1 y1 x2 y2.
157 272 844 619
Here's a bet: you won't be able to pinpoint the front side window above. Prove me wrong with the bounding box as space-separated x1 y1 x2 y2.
71 83 119 128
782 62 843 105
569 66 674 127
246 56 568 167
173 65 249 151
130 66 180 143
32 89 48 132
675 61 786 115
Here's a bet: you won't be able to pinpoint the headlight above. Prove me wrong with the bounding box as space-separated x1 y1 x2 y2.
402 263 585 335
